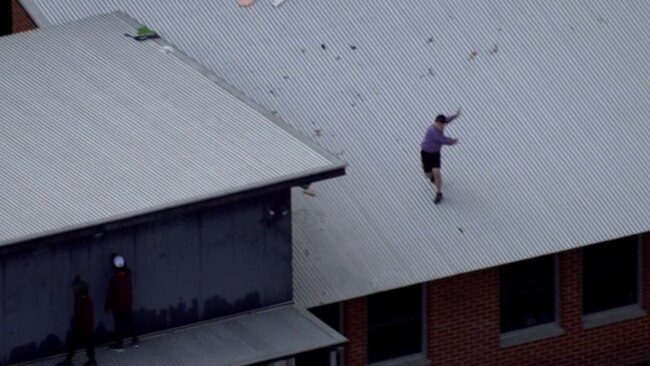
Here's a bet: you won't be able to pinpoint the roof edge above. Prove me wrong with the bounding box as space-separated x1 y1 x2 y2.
0 166 345 248
19 303 346 366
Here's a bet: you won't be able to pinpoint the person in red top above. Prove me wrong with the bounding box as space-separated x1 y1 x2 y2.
106 254 139 350
57 278 98 366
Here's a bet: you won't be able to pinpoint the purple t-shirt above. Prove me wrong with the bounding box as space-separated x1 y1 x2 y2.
421 117 456 153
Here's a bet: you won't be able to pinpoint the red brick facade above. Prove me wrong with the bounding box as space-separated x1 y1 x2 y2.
345 297 368 365
344 234 650 365
12 0 37 33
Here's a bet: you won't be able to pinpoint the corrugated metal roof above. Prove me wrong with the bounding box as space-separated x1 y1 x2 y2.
20 304 346 366
21 1 650 306
0 12 345 247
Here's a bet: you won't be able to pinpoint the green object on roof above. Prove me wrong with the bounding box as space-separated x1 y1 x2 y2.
137 26 156 35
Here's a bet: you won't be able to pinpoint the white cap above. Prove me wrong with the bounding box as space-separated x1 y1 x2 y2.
113 255 125 268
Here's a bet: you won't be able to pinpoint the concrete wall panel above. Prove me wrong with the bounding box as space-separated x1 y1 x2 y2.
1 189 293 364
4 246 60 364
201 198 265 318
134 213 201 333
257 191 292 305
199 191 292 319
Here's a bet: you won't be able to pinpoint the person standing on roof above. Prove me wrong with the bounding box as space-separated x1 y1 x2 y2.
56 278 98 366
421 108 461 204
106 254 139 351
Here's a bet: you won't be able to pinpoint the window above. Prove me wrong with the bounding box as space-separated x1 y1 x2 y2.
367 285 423 364
295 303 342 366
294 351 337 366
583 235 639 314
311 303 343 331
500 255 556 333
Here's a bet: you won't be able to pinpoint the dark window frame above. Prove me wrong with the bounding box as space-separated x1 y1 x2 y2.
366 284 426 364
499 254 558 334
582 235 641 315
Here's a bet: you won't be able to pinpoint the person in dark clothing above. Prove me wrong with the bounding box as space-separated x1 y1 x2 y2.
56 278 98 366
420 108 462 204
106 254 138 351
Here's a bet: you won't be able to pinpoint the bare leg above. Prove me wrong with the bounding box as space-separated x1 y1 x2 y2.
432 168 442 193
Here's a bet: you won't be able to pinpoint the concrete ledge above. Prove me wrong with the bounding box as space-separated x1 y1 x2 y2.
370 353 430 366
583 304 646 329
500 322 564 348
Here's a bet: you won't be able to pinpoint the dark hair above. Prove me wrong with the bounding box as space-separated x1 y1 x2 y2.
72 278 89 294
435 114 447 123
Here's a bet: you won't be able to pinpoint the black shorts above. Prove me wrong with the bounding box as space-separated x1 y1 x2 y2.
421 150 441 172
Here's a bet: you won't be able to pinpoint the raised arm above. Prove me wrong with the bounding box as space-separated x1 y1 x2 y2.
445 107 462 123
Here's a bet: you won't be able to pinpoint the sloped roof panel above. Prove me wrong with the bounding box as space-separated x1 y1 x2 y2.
0 12 344 247
21 0 650 306
22 304 346 366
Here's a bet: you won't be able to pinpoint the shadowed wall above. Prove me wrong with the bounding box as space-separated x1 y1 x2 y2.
0 189 292 365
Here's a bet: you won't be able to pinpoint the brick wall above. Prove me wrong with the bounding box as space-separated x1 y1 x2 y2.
12 0 37 33
343 233 650 366
428 268 501 365
345 297 367 366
